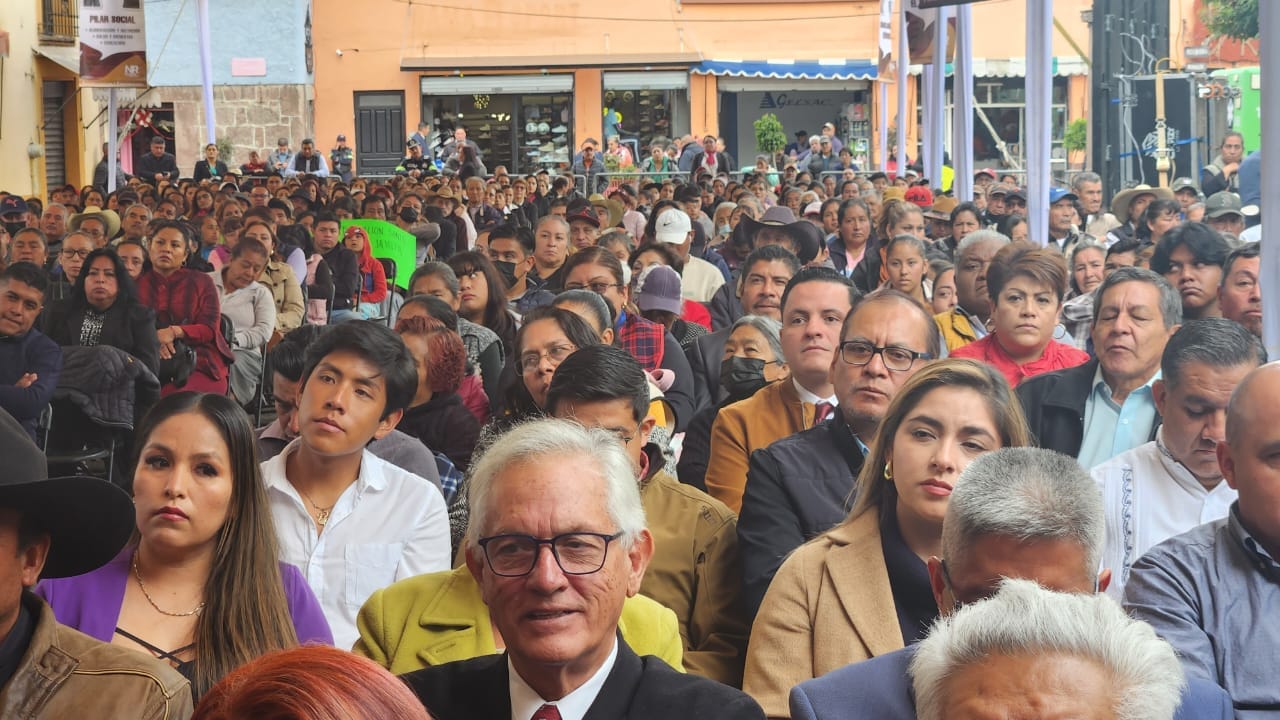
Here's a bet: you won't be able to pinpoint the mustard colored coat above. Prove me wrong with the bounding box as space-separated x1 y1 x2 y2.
353 565 685 675
741 511 903 719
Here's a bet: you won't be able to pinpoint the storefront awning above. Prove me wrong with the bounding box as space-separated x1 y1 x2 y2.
33 45 81 75
692 60 877 81
907 57 1089 78
90 86 166 108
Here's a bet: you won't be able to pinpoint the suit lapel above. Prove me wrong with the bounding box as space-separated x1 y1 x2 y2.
582 637 644 720
824 513 905 657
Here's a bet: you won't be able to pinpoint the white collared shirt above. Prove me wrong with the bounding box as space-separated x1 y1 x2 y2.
261 439 451 650
792 377 838 408
1092 427 1237 600
508 638 618 720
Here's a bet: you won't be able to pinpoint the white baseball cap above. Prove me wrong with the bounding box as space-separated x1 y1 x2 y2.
654 210 693 244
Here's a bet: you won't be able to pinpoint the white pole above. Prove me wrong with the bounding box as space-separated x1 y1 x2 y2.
927 5 948 186
1025 0 1053 246
879 81 889 173
953 3 974 200
896 1 908 175
107 89 118 194
195 0 216 144
1260 0 1279 355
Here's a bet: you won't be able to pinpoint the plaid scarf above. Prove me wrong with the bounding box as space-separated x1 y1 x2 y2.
617 311 665 372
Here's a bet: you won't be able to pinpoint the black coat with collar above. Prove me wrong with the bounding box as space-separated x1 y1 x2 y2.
41 297 160 375
402 637 764 720
1015 358 1161 458
738 413 867 621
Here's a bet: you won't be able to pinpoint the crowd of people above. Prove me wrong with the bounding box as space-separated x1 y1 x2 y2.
0 125 1269 719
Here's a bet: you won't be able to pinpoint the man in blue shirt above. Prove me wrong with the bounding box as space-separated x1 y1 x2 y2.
0 263 61 440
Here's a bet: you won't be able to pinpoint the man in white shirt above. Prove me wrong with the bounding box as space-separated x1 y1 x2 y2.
1092 318 1264 599
260 321 450 649
400 419 764 719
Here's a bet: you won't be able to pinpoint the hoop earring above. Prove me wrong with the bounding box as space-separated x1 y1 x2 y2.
883 461 893 482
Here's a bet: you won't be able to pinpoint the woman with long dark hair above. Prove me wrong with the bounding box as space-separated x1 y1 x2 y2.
37 392 332 700
42 247 160 374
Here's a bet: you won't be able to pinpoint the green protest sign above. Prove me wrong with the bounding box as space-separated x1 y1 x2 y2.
340 219 415 290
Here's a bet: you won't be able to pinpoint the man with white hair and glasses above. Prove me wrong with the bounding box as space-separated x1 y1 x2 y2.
401 419 764 719
790 447 1231 720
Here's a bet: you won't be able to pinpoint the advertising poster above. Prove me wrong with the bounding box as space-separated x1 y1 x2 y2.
79 0 148 87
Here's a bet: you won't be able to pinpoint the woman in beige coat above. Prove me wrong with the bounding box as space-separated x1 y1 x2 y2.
742 359 1032 718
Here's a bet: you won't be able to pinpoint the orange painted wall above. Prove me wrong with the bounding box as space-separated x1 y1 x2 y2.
311 0 1099 173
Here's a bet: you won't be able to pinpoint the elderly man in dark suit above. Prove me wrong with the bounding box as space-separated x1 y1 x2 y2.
789 447 1233 720
402 419 763 720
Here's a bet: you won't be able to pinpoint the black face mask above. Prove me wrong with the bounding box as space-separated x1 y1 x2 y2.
399 207 419 223
720 356 770 400
493 260 519 288
2 221 25 237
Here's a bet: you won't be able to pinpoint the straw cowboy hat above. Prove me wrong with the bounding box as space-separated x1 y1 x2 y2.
1110 184 1174 222
68 206 121 239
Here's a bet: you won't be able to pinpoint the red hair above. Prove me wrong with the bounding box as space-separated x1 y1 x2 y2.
394 315 467 394
192 646 432 720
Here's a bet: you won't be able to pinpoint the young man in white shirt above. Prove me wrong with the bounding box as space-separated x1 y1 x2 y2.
1092 318 1264 599
261 320 450 649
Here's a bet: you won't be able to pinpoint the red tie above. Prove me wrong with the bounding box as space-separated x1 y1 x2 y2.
814 401 835 423
532 705 562 720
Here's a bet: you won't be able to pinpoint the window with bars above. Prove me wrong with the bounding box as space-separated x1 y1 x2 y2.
41 0 78 43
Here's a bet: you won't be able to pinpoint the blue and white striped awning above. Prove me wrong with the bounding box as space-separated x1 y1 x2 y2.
692 60 878 81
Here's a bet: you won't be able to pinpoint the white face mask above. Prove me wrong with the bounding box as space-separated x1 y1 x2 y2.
621 262 632 286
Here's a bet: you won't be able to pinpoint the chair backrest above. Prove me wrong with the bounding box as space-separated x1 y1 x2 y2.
220 314 235 351
378 257 397 284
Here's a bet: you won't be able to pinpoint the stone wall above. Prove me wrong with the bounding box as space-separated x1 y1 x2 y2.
162 84 314 176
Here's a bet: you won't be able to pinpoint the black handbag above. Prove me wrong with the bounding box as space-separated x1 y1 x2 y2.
157 338 197 387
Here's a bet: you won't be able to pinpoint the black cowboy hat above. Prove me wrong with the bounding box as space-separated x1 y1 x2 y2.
0 410 134 578
738 206 822 264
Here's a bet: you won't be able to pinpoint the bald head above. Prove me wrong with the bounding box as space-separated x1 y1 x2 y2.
1226 362 1280 446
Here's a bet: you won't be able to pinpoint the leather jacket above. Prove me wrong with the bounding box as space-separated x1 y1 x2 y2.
0 594 193 719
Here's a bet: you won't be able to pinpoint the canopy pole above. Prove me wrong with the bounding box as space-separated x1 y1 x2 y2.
195 0 216 144
1261 0 1279 355
896 1 908 175
1025 0 1053 246
926 5 949 186
952 3 974 200
107 89 118 193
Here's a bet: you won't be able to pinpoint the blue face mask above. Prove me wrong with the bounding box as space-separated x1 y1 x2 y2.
718 223 731 236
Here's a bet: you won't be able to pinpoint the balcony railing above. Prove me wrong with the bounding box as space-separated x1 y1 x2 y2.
41 0 78 44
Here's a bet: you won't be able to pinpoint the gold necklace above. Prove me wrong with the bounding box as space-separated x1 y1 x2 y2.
132 551 205 618
298 488 335 527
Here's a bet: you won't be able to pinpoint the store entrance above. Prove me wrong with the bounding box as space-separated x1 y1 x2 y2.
427 93 573 174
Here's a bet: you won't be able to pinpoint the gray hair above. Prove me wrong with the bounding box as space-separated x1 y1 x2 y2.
536 214 570 236
1091 266 1182 329
1161 318 1266 389
955 228 1010 258
464 419 646 552
942 448 1103 578
553 289 615 331
911 579 1184 720
729 314 784 364
412 261 459 297
1071 171 1102 190
44 203 69 218
1069 239 1106 267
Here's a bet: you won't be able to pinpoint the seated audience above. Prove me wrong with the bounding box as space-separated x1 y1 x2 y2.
743 359 1030 717
240 220 304 339
912 580 1187 720
37 392 331 701
342 225 388 319
259 321 450 650
0 409 194 718
0 262 62 440
394 315 480 472
399 419 765 719
933 230 1008 352
1149 221 1229 321
1125 361 1280 713
1217 243 1261 337
547 345 748 685
951 243 1089 387
42 247 159 374
211 239 276 405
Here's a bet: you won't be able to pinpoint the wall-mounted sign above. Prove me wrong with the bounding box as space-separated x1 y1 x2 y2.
231 58 268 77
79 0 148 87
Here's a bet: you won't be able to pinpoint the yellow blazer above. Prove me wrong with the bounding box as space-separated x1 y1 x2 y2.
353 565 686 675
706 379 823 513
934 307 979 353
741 511 903 719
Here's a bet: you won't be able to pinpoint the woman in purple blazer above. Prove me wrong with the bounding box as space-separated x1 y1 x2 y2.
37 392 332 701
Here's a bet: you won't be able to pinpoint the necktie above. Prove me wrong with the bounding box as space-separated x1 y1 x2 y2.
532 704 562 720
814 401 835 423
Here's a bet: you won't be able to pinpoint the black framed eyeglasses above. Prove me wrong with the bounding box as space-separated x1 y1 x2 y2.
60 248 91 259
839 341 931 372
563 280 622 295
517 343 576 374
477 532 623 577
